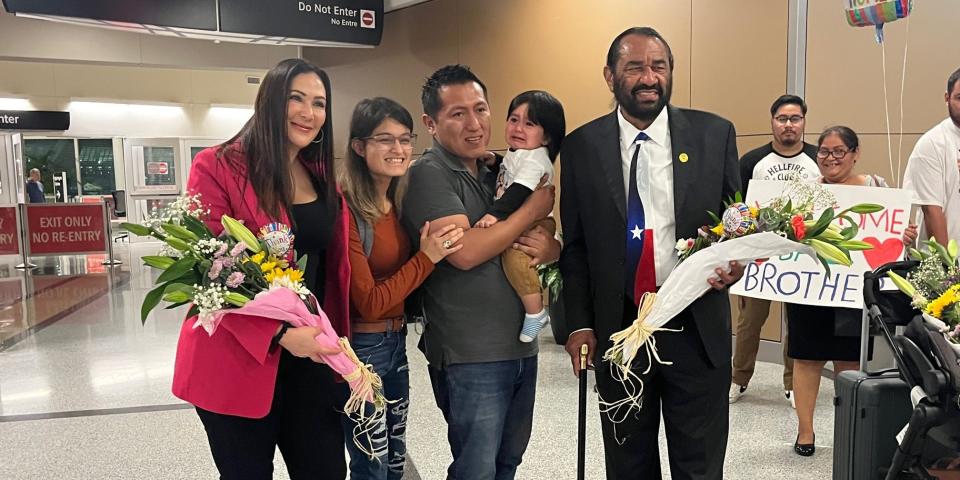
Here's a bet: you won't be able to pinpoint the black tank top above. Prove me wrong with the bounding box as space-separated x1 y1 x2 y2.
289 175 334 302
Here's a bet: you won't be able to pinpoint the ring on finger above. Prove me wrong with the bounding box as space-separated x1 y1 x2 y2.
442 240 453 249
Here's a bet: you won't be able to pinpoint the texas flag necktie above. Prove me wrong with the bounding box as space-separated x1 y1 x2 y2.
625 132 657 305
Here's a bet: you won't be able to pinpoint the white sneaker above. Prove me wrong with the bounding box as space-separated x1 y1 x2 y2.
785 390 796 409
729 383 747 403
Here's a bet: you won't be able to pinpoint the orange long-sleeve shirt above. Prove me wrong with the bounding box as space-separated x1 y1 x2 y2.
348 208 435 322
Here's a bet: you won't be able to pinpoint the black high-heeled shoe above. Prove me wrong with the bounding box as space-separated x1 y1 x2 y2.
794 434 815 456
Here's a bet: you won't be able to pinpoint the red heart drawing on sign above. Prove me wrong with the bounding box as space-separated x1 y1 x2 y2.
862 237 904 270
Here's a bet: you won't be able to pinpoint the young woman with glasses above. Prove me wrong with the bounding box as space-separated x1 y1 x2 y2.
337 97 464 479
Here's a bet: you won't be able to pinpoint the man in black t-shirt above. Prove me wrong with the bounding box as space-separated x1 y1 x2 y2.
730 95 818 407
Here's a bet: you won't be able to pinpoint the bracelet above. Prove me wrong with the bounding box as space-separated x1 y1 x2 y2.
271 323 291 350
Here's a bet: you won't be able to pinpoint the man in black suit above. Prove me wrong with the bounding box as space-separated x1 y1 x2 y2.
560 27 742 480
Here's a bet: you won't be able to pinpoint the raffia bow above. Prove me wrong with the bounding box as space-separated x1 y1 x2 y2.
600 292 682 426
339 337 392 460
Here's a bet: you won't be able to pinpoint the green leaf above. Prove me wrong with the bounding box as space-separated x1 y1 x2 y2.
296 253 308 272
181 215 214 239
818 254 833 277
186 304 200 318
171 271 201 289
239 262 267 289
164 300 192 310
164 283 194 295
141 284 167 324
706 210 721 225
907 247 925 261
840 225 858 240
121 222 152 236
948 239 958 261
784 198 793 213
156 257 198 284
931 240 953 267
162 223 199 242
142 255 177 270
805 208 835 239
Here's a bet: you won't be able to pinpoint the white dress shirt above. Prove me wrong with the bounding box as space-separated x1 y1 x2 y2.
568 108 681 337
617 107 678 286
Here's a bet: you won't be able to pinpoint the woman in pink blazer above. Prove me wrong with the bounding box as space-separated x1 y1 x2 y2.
172 58 351 479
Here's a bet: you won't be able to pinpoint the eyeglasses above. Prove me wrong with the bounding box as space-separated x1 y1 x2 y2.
774 115 805 125
361 133 417 149
816 149 851 159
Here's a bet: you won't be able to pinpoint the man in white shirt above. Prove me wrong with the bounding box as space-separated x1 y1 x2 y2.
903 67 960 247
560 27 742 480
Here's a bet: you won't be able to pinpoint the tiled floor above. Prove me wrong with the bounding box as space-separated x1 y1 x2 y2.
1 242 839 479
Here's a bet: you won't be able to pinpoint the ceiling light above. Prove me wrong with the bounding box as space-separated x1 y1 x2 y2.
0 97 33 110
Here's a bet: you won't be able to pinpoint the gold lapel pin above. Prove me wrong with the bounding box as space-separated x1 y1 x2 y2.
679 153 689 163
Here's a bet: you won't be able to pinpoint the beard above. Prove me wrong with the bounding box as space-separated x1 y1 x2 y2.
614 74 672 123
949 102 960 129
776 131 800 147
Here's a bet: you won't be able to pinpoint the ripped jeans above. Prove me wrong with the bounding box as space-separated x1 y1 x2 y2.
342 329 410 480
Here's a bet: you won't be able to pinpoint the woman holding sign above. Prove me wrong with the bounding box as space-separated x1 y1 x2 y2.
788 126 917 457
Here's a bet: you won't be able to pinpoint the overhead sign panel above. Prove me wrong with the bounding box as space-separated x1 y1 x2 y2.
1 0 217 30
219 0 383 46
0 111 70 131
2 0 384 47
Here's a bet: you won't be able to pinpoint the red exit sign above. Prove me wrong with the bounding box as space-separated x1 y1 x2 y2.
25 204 106 255
0 207 19 255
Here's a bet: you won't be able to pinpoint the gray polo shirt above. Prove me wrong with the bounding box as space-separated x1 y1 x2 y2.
402 140 534 367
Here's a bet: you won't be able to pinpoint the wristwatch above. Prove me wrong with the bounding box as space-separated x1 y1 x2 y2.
271 323 292 351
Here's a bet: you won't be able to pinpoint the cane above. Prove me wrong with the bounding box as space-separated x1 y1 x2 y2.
577 343 589 480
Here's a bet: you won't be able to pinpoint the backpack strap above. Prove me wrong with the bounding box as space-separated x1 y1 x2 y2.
349 205 374 257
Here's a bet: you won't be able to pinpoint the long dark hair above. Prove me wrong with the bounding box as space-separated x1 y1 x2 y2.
219 58 335 220
507 90 566 161
339 97 413 224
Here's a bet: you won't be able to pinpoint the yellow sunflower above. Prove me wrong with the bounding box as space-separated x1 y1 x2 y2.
925 285 960 319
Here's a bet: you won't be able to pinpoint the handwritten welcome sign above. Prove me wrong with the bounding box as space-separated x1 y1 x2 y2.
729 180 914 308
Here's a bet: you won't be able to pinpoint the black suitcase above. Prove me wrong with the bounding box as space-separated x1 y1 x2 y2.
834 269 916 480
833 370 912 480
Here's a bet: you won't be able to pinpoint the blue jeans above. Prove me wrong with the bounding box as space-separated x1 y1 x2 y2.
342 330 410 480
429 355 538 480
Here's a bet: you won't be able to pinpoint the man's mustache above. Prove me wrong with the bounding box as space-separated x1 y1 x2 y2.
632 84 663 96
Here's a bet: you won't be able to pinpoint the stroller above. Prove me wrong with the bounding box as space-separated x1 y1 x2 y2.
863 261 960 480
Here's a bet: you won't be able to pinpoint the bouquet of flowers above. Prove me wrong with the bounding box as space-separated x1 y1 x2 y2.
122 195 386 457
886 238 960 351
602 178 881 420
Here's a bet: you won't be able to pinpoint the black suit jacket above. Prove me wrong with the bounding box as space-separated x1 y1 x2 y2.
559 106 740 368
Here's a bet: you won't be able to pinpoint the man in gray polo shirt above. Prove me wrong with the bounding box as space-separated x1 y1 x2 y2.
402 64 558 479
